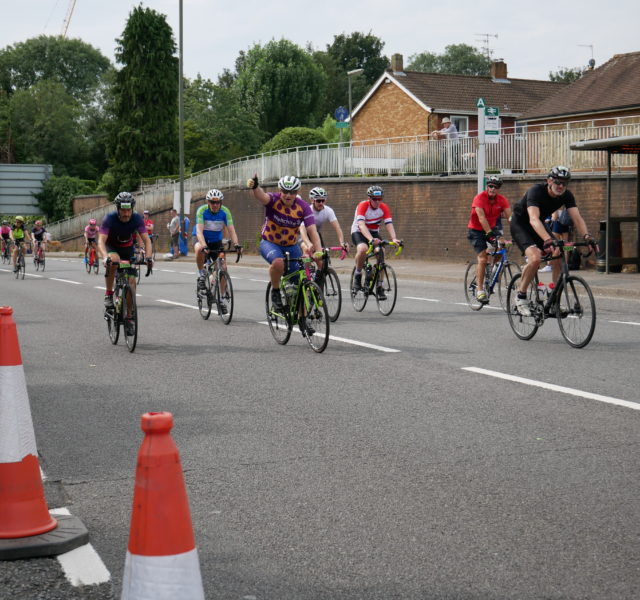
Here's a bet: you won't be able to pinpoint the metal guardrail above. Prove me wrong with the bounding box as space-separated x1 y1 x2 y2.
47 120 640 240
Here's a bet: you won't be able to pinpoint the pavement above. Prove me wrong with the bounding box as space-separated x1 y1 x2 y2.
51 251 640 300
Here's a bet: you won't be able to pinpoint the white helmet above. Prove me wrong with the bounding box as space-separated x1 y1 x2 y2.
309 187 327 200
205 189 224 202
278 175 301 192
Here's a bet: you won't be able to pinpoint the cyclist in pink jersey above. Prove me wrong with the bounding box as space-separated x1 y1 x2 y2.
84 219 100 263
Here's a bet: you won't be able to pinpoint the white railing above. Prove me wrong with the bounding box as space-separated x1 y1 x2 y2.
47 119 640 240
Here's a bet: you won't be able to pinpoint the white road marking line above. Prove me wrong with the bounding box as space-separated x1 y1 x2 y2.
179 271 195 275
250 278 269 283
50 508 111 586
94 286 106 290
156 299 200 310
610 320 640 326
404 296 440 302
50 278 82 285
160 269 176 272
463 366 639 411
25 273 44 278
257 321 400 352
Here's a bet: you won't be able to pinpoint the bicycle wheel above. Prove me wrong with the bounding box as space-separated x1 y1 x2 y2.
497 261 521 311
506 273 539 341
136 262 142 284
151 239 156 261
33 253 39 270
93 256 99 274
556 275 596 348
265 283 292 345
376 264 398 316
40 251 45 271
19 254 25 279
123 286 138 352
350 267 368 312
197 272 212 320
215 270 234 325
464 262 485 311
322 267 342 322
107 287 121 345
299 281 329 353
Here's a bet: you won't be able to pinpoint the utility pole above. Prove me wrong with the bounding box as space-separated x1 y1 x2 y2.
61 0 78 37
178 0 185 248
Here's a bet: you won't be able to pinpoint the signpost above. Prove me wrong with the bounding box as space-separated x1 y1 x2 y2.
476 99 501 192
335 106 349 145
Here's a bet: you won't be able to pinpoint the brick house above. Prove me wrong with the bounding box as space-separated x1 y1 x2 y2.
350 54 566 142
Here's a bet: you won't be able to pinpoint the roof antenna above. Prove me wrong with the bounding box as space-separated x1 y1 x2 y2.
475 33 498 61
578 44 595 69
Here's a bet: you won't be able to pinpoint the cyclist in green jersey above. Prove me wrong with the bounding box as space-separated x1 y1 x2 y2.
10 216 32 273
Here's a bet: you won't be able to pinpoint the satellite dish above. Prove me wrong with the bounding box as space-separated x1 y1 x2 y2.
588 58 596 68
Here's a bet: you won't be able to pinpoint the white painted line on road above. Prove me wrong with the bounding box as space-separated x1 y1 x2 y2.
94 286 106 290
250 278 269 283
257 321 400 352
179 271 195 275
610 320 640 326
156 299 199 310
50 508 111 586
463 367 639 411
160 269 176 272
50 278 82 285
25 273 44 278
404 296 440 302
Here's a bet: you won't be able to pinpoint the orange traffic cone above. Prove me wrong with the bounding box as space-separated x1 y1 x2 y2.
0 306 57 539
121 412 205 600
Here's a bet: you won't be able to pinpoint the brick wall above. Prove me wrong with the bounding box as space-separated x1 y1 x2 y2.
72 194 109 214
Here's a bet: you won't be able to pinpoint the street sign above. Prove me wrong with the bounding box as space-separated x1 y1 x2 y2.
485 106 500 117
334 106 349 122
485 116 500 133
335 122 349 128
476 98 485 108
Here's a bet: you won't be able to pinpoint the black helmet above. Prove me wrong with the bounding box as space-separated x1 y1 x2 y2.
548 166 571 182
367 185 383 198
114 191 135 209
486 175 502 188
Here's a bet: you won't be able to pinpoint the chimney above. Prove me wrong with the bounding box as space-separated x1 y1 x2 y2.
391 53 405 75
490 59 508 80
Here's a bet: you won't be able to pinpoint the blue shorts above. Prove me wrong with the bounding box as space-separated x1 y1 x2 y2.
552 221 570 235
259 239 302 275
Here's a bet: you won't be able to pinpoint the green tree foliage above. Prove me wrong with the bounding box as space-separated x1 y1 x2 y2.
260 127 327 153
408 44 491 76
107 5 178 197
234 39 327 136
318 114 350 144
549 67 584 83
34 175 95 221
0 35 111 100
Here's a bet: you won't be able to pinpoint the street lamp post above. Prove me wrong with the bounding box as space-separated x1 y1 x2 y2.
178 0 185 243
347 68 364 141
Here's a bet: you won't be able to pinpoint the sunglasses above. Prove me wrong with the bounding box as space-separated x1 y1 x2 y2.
487 185 498 189
368 195 382 200
208 200 222 204
314 198 326 203
551 179 568 186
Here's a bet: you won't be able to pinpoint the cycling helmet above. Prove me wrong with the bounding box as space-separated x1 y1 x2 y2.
309 187 327 200
486 175 502 188
367 185 383 198
205 189 224 202
548 166 571 181
89 218 97 225
15 216 24 222
114 191 135 209
143 209 150 215
35 220 42 226
2 220 8 225
278 175 301 192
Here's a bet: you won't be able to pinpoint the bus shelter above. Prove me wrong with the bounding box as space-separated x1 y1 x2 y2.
571 134 640 274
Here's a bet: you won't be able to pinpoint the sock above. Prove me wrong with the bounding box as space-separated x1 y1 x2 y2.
105 290 114 297
517 292 527 300
355 269 362 275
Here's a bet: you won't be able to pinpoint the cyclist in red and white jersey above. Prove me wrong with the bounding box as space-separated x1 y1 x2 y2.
350 185 401 293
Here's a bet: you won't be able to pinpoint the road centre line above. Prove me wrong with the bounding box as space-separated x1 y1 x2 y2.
404 296 440 302
156 299 200 310
463 366 639 411
49 277 83 285
610 320 640 326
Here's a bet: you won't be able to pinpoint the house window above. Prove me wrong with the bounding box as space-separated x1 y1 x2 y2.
452 116 468 137
514 120 527 140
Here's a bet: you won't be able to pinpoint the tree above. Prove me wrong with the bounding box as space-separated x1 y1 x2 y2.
549 67 584 84
35 175 95 221
107 5 178 196
260 127 327 153
234 39 326 136
408 44 491 76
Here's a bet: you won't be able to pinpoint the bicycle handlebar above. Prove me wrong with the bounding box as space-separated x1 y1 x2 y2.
367 239 404 257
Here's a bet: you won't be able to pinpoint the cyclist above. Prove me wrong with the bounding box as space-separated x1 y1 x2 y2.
350 185 401 299
98 192 153 333
84 218 100 263
247 173 322 313
10 216 32 272
1 220 11 258
31 220 47 256
194 189 241 315
466 176 511 303
299 187 349 257
510 166 594 316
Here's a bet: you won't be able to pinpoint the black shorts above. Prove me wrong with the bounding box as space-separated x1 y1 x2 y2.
510 217 544 253
203 240 224 258
352 230 380 246
106 244 135 262
467 227 501 254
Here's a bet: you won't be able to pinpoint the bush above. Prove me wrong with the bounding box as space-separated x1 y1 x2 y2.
260 127 327 153
35 176 95 221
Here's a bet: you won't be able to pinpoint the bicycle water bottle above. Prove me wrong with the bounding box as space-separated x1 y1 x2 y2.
537 282 546 300
364 264 373 286
547 282 555 298
284 281 295 301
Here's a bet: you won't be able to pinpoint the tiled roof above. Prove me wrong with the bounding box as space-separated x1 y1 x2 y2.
522 51 640 120
391 70 566 117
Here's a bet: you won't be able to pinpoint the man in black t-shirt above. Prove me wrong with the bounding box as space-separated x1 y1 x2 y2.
510 166 594 316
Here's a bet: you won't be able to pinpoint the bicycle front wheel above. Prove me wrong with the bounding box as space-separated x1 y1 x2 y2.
40 252 45 271
556 275 596 348
215 270 234 325
376 264 398 316
197 272 212 320
19 255 25 279
464 262 484 311
506 273 539 341
123 286 138 352
322 268 342 322
107 288 121 345
300 281 329 353
93 257 99 274
497 261 521 311
350 267 368 312
266 283 291 344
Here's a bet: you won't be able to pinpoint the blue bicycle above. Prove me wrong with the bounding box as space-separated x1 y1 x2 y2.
464 240 521 311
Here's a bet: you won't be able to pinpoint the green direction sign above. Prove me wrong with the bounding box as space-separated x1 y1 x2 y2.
476 98 485 108
485 106 500 117
336 121 349 128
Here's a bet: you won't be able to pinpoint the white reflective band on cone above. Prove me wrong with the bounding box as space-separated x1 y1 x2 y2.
0 365 38 462
121 548 205 600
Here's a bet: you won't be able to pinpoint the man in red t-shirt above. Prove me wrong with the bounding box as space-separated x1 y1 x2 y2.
466 176 511 303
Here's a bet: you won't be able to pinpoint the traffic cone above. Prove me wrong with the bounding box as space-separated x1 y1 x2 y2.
0 306 89 560
121 412 204 600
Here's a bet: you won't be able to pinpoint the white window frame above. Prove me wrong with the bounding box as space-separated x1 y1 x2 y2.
451 116 469 137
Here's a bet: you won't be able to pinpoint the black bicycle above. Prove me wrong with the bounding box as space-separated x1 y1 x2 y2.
314 246 348 322
14 241 28 280
464 240 521 311
33 240 46 272
197 242 241 324
104 259 152 352
350 240 403 316
506 241 597 348
265 253 329 353
2 239 12 265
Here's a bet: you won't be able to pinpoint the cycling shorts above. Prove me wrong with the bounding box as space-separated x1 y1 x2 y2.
351 230 380 247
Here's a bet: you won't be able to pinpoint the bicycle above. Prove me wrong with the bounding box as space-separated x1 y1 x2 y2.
506 241 597 348
85 243 99 274
350 240 404 316
133 244 146 284
2 239 12 265
265 252 330 353
14 241 28 280
33 241 46 272
104 259 152 352
464 240 521 311
313 246 348 322
196 242 241 325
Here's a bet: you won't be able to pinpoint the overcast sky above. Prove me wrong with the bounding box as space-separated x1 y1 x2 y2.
3 0 638 84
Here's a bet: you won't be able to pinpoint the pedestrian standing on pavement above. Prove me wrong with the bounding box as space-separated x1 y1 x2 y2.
167 208 180 259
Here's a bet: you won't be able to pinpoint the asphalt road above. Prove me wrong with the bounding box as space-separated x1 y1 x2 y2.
1 256 640 600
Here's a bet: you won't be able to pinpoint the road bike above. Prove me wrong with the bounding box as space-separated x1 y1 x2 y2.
1 239 12 265
350 240 404 316
197 242 242 324
464 240 521 311
104 259 152 352
133 244 146 284
313 246 348 322
265 252 329 353
14 241 28 279
506 241 597 348
85 244 99 274
33 241 46 272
